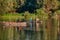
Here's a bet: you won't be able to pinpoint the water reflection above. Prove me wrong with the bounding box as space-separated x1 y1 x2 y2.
0 16 60 40
18 30 44 40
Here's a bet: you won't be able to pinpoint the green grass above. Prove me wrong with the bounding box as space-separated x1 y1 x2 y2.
2 16 24 21
1 13 36 21
3 13 23 16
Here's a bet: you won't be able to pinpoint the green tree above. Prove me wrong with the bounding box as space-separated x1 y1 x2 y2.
0 0 6 15
43 0 60 40
5 0 17 13
0 0 17 15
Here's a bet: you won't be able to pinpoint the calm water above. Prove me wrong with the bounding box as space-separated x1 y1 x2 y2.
0 27 59 40
0 28 44 40
0 17 60 40
19 30 43 40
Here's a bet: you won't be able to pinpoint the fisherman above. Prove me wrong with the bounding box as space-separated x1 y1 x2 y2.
29 18 33 29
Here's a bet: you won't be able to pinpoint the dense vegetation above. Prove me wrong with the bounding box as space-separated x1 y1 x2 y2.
0 0 60 13
0 0 60 40
0 0 60 21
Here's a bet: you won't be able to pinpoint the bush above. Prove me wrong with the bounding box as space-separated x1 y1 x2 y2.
36 9 48 21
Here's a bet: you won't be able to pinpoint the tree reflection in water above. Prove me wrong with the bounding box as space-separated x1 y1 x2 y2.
19 30 43 40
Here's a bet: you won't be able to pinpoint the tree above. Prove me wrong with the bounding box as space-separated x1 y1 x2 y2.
6 0 17 13
44 0 59 14
16 0 44 13
0 0 17 15
43 0 60 40
0 0 6 15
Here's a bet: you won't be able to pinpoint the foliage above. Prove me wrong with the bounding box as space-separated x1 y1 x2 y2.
0 0 17 15
36 9 48 21
24 11 36 21
1 12 36 21
55 10 60 14
0 0 60 21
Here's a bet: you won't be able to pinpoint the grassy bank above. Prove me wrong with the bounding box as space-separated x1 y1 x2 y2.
1 13 36 21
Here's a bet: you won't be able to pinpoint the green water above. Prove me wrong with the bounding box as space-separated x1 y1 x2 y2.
0 27 44 40
0 17 60 40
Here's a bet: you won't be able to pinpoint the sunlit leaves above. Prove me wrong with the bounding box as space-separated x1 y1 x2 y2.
0 0 17 15
36 9 48 21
